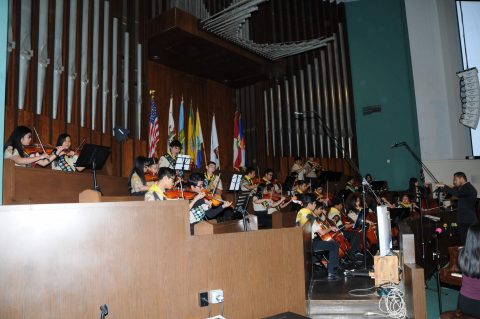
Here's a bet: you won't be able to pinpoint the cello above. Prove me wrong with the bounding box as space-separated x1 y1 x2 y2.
314 213 351 258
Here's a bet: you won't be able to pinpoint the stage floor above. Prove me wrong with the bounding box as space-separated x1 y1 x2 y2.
308 267 382 318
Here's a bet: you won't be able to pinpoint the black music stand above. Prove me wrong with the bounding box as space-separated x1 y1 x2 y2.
75 144 111 194
174 155 191 194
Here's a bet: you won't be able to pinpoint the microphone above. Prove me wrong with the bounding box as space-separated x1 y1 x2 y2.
391 142 405 148
294 111 304 115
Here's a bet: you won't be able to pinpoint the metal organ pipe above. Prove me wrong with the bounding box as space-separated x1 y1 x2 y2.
36 0 49 115
67 0 77 123
102 1 110 133
80 0 90 127
52 0 64 119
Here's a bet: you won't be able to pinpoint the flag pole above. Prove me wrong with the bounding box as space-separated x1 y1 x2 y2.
202 142 208 168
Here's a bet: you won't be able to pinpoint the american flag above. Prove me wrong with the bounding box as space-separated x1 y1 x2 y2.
148 96 160 158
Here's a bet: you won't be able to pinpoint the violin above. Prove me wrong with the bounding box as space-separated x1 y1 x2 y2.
23 143 55 156
164 188 197 200
144 172 158 182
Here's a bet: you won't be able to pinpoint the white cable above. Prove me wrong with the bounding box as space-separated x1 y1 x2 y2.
377 283 406 319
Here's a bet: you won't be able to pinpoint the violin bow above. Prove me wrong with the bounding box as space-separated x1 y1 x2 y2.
32 127 49 161
212 173 221 195
74 138 86 154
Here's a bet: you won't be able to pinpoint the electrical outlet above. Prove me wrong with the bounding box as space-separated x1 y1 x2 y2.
209 289 224 304
199 292 209 307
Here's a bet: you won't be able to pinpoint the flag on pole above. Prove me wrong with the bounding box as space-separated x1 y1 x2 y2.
210 114 220 168
167 96 176 151
148 93 160 158
233 111 241 170
239 113 246 168
178 98 185 151
187 101 196 163
194 108 204 168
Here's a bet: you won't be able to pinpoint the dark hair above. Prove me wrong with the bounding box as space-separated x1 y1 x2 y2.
188 172 204 187
297 180 308 188
331 197 343 207
256 183 267 197
458 224 480 278
55 133 71 147
408 177 418 192
300 193 316 207
169 140 182 148
346 193 361 212
128 156 154 190
454 172 467 181
4 125 32 158
400 193 411 201
157 167 176 180
365 174 372 180
294 156 302 162
245 166 256 175
264 168 274 176
207 161 216 167
54 133 71 164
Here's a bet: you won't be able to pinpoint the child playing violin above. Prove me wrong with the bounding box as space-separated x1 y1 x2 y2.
128 156 159 196
188 173 232 235
52 133 85 172
144 167 176 201
4 126 65 167
253 183 286 228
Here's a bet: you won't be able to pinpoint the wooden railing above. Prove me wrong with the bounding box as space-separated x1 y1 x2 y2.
3 160 129 205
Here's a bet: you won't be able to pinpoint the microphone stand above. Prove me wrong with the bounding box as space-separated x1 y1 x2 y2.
393 142 442 265
296 111 379 272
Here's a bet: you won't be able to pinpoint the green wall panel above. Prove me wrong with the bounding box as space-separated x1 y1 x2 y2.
346 0 421 190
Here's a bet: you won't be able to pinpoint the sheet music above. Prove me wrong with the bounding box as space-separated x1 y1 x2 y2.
229 174 242 191
174 155 191 171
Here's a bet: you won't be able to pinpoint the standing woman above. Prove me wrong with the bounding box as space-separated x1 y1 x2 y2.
457 224 480 317
52 133 85 172
128 156 158 196
4 126 64 167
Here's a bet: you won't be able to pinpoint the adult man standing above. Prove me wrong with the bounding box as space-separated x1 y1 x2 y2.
437 172 478 245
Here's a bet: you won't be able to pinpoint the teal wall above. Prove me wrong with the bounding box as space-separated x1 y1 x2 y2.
0 1 8 203
345 0 421 190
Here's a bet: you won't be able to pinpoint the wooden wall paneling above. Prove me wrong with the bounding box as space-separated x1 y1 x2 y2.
122 138 134 177
17 110 34 131
134 139 146 158
91 130 101 146
0 201 305 318
66 123 80 149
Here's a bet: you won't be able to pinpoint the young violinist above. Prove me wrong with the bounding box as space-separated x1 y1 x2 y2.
144 167 176 201
188 173 232 234
328 197 361 263
204 161 223 195
159 140 182 169
4 126 65 167
253 183 286 228
128 156 159 196
408 177 427 207
261 168 282 193
304 155 320 180
311 199 341 280
313 184 330 206
345 193 375 226
290 157 305 180
241 166 257 191
290 180 310 211
51 133 86 172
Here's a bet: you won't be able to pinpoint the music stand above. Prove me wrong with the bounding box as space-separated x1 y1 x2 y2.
229 174 242 191
75 144 111 193
233 191 254 231
174 155 191 195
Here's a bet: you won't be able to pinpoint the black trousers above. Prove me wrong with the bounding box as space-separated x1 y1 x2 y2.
458 223 473 245
312 238 339 274
458 293 480 317
343 230 361 259
255 210 272 228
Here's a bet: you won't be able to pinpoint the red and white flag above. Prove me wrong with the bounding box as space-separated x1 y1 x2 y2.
148 95 160 158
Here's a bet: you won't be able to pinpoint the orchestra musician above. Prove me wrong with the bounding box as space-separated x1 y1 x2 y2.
290 157 306 180
345 177 359 193
204 161 223 195
188 173 232 234
457 223 480 317
51 133 86 172
408 177 426 207
4 126 66 167
128 156 159 196
253 183 286 228
241 166 257 191
304 155 321 180
261 168 281 193
436 172 478 245
313 184 329 206
345 193 375 226
365 173 373 186
291 180 310 211
144 167 176 201
327 197 361 263
159 140 182 169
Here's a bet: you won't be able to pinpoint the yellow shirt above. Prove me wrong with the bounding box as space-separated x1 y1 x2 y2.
144 184 166 201
296 208 313 227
